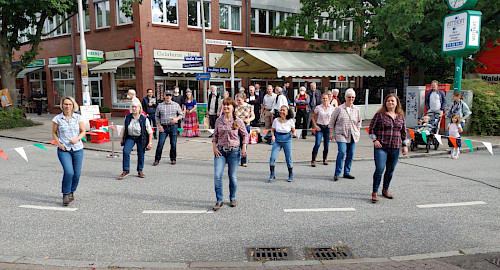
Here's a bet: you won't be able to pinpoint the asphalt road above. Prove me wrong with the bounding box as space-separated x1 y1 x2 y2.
0 136 499 264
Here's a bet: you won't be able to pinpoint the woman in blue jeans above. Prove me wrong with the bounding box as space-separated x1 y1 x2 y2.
118 101 153 180
311 93 335 166
368 94 408 203
51 97 86 206
269 105 297 182
212 97 248 211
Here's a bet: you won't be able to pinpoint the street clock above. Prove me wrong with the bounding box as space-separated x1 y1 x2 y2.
446 0 479 11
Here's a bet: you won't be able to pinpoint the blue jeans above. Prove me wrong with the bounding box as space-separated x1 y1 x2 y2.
335 139 356 176
214 147 240 202
123 136 145 172
240 126 250 165
312 125 330 155
269 132 293 167
372 147 400 193
155 124 177 162
57 148 84 194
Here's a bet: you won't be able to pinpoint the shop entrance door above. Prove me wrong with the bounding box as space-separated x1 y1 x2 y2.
90 76 103 107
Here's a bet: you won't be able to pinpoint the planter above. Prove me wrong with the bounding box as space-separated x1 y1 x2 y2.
102 112 112 120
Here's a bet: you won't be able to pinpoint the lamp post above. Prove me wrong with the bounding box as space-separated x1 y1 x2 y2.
200 0 208 102
77 0 91 105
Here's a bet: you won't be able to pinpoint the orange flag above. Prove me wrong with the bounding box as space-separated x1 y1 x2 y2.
448 137 457 148
48 140 57 145
408 129 415 140
0 150 8 160
193 126 199 131
312 129 316 135
109 126 118 131
262 129 268 134
365 127 370 135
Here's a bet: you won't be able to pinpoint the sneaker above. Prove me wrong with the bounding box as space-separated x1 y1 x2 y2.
213 202 223 211
343 174 355 179
241 163 247 167
117 171 130 180
62 194 70 206
230 200 237 207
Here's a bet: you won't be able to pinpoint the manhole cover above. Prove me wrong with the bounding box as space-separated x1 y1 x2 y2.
486 258 500 267
247 247 291 261
306 246 354 260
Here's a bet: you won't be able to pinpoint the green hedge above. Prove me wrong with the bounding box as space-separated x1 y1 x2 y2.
0 108 42 130
462 79 500 136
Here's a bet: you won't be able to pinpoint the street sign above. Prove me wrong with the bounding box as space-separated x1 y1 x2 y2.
205 39 232 46
184 56 204 61
196 73 211 81
207 67 229 73
183 62 204 68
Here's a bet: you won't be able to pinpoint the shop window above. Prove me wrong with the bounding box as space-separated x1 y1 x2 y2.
187 0 210 28
29 70 47 94
219 4 241 31
115 67 136 103
152 0 178 25
117 0 133 25
52 69 75 105
95 0 110 29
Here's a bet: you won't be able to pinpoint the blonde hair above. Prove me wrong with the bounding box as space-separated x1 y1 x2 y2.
236 93 246 100
60 96 79 112
131 100 143 113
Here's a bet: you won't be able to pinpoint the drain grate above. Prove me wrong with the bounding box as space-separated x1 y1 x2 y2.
486 258 500 267
306 246 354 260
247 247 291 261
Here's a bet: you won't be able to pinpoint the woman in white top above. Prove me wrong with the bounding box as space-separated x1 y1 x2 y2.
269 105 297 182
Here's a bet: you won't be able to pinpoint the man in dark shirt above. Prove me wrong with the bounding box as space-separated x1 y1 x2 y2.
171 86 184 130
142 88 158 139
32 89 45 115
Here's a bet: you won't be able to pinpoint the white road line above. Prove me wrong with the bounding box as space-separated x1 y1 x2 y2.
417 201 486 208
283 208 356 213
142 210 213 214
19 205 78 211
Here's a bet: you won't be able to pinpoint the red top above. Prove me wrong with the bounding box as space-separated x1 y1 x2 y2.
296 94 307 109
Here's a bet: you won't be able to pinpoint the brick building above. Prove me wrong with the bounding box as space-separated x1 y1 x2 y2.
15 0 378 115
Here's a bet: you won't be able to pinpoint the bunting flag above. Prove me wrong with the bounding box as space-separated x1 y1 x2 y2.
464 139 473 152
262 129 268 134
312 129 316 135
365 127 370 135
434 134 443 145
482 142 493 155
331 129 335 136
116 125 124 135
0 150 8 160
82 136 87 142
448 137 457 149
408 129 415 140
33 144 47 150
87 132 98 136
14 147 28 162
48 140 57 145
102 127 109 132
295 129 302 139
207 129 215 134
193 126 199 131
177 128 184 134
421 132 427 144
109 125 118 131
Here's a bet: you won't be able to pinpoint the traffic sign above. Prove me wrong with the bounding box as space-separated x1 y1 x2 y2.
205 39 232 46
184 56 204 61
183 62 204 68
207 67 229 73
196 73 211 81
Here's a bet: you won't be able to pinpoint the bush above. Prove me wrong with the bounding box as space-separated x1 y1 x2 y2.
462 79 500 136
0 108 42 130
99 106 111 113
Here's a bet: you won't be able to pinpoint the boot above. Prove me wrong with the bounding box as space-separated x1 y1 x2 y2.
323 151 328 165
287 167 293 182
311 153 317 167
268 165 276 181
62 194 70 206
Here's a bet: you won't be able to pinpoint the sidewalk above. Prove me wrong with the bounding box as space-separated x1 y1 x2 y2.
1 113 498 162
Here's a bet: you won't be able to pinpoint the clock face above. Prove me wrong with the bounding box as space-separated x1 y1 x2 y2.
446 0 478 11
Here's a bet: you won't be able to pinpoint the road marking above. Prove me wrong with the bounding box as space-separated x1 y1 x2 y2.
142 210 213 214
19 205 78 211
417 201 486 208
283 208 356 213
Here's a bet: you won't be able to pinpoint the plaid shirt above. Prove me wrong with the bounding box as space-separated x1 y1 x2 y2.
155 101 183 125
328 104 361 143
212 117 249 147
235 104 253 125
368 112 407 149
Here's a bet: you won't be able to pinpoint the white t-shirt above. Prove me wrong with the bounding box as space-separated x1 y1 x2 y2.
272 118 295 133
272 94 289 114
429 91 441 112
263 93 277 110
448 123 460 138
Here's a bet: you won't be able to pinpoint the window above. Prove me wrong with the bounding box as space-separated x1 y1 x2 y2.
77 9 90 32
187 0 210 28
52 69 74 105
95 0 110 29
42 13 72 38
258 9 266 33
152 0 178 25
251 9 290 35
219 4 240 31
116 0 133 25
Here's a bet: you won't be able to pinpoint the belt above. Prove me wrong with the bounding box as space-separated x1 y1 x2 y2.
318 124 328 127
218 145 238 152
265 109 272 111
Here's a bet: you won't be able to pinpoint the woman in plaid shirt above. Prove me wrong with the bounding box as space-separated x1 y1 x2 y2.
368 94 408 203
235 93 255 167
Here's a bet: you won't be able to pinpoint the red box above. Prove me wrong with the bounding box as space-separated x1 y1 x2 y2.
90 131 110 144
89 118 109 130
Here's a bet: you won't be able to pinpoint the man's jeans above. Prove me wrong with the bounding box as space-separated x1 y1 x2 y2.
123 136 145 172
312 125 330 155
57 148 84 194
335 140 356 176
214 147 240 203
372 147 400 193
155 124 177 162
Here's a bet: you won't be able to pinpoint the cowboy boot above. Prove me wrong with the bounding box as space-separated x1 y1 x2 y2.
287 167 293 182
323 151 328 165
311 153 317 167
268 165 276 181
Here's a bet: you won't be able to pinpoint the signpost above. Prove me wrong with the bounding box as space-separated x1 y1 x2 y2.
207 67 229 73
184 56 204 61
196 73 211 81
205 39 232 46
183 62 204 68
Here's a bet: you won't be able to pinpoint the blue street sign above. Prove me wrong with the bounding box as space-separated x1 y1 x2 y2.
183 62 204 68
196 73 211 81
184 56 204 61
207 67 229 73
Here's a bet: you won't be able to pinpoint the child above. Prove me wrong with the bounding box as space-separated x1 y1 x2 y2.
417 115 432 134
447 114 463 159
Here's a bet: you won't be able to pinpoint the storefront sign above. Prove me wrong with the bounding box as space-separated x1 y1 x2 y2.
87 49 104 62
442 10 482 57
154 49 199 60
478 74 500 83
184 56 204 61
27 59 45 67
207 67 229 73
183 62 204 68
49 56 72 65
106 49 135 60
196 73 211 81
206 39 232 46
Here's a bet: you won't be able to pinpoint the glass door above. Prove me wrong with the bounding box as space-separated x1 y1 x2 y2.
90 78 103 107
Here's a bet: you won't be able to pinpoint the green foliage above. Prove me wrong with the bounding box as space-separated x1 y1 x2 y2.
0 108 41 130
99 106 111 113
462 79 500 136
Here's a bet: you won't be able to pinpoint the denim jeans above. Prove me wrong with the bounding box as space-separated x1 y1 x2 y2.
335 139 356 176
312 125 330 155
214 147 240 202
123 136 145 172
372 147 400 193
155 124 177 162
57 148 84 194
240 126 250 165
269 132 293 167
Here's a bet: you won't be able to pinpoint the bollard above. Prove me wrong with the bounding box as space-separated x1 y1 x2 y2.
107 121 119 158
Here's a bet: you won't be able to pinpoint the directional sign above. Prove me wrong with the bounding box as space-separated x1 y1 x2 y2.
207 67 229 73
205 39 232 46
196 73 211 81
183 62 204 68
184 56 204 61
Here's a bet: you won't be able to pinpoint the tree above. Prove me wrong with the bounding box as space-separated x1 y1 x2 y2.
273 0 500 87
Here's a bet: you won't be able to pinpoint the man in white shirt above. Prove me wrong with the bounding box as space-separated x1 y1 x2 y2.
128 89 140 111
425 80 446 117
272 87 288 117
260 85 277 130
